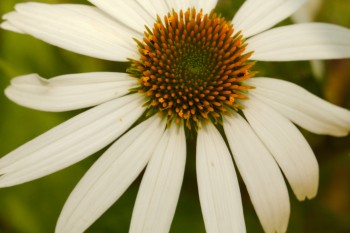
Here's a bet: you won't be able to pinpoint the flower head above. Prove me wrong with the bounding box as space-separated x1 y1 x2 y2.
1 0 350 233
128 8 254 129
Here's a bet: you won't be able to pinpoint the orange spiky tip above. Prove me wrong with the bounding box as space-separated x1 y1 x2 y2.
127 8 255 130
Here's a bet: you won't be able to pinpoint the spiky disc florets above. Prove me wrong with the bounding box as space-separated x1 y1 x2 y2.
128 8 255 129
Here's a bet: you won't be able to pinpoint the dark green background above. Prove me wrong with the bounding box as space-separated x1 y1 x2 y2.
0 0 350 232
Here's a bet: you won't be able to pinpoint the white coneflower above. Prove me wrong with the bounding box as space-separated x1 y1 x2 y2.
1 0 350 233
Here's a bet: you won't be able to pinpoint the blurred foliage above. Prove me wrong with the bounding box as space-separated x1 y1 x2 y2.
0 0 350 233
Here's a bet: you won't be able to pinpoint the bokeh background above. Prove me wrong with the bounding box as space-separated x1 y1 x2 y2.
0 0 350 232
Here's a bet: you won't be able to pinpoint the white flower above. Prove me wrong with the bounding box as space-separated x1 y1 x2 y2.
1 0 350 233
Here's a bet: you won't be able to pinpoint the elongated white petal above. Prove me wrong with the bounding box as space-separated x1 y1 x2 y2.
224 112 290 233
89 0 155 33
233 0 307 37
130 123 186 233
199 0 219 14
166 0 217 14
55 115 165 233
197 123 245 233
136 0 170 19
166 0 198 12
246 78 350 136
5 73 138 112
248 23 350 61
243 98 319 201
2 3 139 61
0 21 24 33
0 94 145 187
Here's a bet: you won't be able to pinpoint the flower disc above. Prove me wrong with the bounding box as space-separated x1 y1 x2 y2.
128 9 255 129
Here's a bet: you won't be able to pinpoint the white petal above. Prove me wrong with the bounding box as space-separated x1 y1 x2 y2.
246 77 350 136
0 21 24 33
3 3 140 61
56 115 165 233
130 123 186 233
5 73 138 112
223 112 290 233
0 94 145 187
233 0 307 38
196 123 245 233
243 98 319 201
166 0 217 14
136 0 170 19
199 0 218 14
165 0 198 12
89 0 155 33
247 23 350 61
133 0 155 18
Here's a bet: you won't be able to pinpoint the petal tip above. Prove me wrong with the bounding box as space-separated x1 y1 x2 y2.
1 21 18 33
295 185 318 201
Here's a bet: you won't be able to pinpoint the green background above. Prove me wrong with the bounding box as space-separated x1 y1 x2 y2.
0 0 350 232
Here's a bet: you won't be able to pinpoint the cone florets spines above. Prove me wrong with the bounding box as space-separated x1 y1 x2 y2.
128 8 255 129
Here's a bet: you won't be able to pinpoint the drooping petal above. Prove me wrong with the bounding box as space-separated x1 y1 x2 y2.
243 98 319 201
55 115 165 233
2 3 140 61
196 123 245 233
5 73 138 112
246 77 350 136
0 94 145 187
129 123 186 233
88 0 155 33
233 0 307 38
247 23 350 61
224 112 290 233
